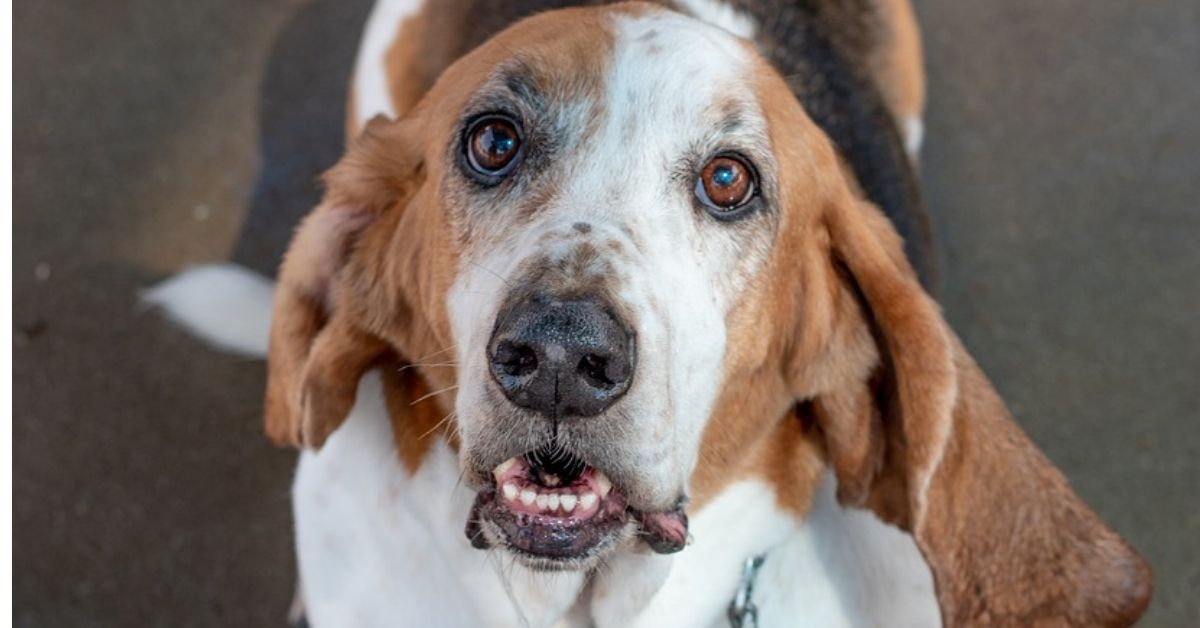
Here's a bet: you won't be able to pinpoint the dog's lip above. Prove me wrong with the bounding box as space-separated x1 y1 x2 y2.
632 508 689 554
465 454 690 561
467 482 631 561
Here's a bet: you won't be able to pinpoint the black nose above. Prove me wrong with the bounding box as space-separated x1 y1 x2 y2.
488 296 635 418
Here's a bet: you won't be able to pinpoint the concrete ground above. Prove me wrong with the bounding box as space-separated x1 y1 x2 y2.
13 0 1199 625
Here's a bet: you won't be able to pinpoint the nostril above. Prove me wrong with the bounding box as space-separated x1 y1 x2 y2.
493 341 538 377
577 354 615 389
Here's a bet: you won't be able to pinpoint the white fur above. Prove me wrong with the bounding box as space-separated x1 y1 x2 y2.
903 116 924 161
675 0 757 39
143 264 273 357
351 0 426 129
756 474 940 627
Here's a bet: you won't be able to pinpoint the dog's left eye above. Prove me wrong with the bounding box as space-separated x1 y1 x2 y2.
695 154 757 217
466 116 523 178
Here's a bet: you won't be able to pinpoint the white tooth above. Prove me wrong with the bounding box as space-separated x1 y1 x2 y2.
595 473 613 498
493 458 516 480
520 489 536 506
547 494 560 511
502 482 518 501
579 492 597 510
536 494 549 510
560 494 577 512
543 473 560 487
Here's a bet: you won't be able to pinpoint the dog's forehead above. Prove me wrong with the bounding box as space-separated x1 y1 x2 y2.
606 11 759 114
598 12 766 162
476 9 764 139
510 10 769 206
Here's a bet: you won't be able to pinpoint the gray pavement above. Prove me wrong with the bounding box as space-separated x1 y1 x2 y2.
13 0 1200 625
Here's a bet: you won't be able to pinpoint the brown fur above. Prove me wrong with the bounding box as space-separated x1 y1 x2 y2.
266 4 1150 626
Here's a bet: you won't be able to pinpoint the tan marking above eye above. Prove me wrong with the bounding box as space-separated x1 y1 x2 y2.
467 117 522 175
697 155 755 211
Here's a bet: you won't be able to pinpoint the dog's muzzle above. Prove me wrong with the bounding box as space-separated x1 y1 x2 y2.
467 292 688 565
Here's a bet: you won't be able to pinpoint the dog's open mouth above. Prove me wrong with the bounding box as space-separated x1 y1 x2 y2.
466 446 688 567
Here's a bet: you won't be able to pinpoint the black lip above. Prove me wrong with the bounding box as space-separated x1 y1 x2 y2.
467 486 629 562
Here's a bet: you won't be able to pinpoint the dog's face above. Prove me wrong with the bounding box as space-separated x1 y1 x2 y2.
268 5 803 567
444 9 784 567
263 3 1150 623
271 6 818 568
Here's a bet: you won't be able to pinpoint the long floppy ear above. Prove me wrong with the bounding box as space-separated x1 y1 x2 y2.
264 115 423 448
806 196 1152 626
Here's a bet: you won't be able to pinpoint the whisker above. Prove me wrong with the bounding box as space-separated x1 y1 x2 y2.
418 410 458 441
409 384 459 406
412 344 456 363
465 518 487 545
397 361 459 373
487 543 533 628
454 465 470 494
467 259 515 288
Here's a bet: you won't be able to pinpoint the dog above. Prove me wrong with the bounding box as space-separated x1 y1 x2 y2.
148 1 1153 625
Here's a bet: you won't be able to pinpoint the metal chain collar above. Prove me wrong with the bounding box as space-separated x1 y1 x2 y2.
727 554 767 628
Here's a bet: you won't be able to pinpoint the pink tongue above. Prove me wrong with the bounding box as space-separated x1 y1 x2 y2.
636 509 689 554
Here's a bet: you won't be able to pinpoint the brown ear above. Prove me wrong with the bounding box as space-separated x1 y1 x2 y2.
264 115 423 448
805 197 1152 626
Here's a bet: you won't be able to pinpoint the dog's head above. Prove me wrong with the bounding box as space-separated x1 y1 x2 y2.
264 4 1150 624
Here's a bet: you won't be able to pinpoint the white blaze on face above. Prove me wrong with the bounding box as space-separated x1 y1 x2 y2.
448 10 773 507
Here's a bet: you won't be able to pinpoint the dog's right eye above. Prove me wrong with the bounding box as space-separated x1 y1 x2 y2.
466 116 523 179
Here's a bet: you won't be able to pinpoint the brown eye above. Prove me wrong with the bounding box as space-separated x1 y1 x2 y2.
466 116 522 177
696 155 756 213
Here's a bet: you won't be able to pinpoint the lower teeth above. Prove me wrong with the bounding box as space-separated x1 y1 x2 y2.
502 481 596 516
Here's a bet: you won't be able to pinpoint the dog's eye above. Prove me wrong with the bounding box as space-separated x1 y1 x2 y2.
466 116 522 177
695 154 757 216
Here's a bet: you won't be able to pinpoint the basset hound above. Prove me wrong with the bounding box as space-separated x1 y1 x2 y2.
149 0 1153 625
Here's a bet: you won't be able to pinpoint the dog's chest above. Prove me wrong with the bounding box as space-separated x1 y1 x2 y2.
292 372 938 627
